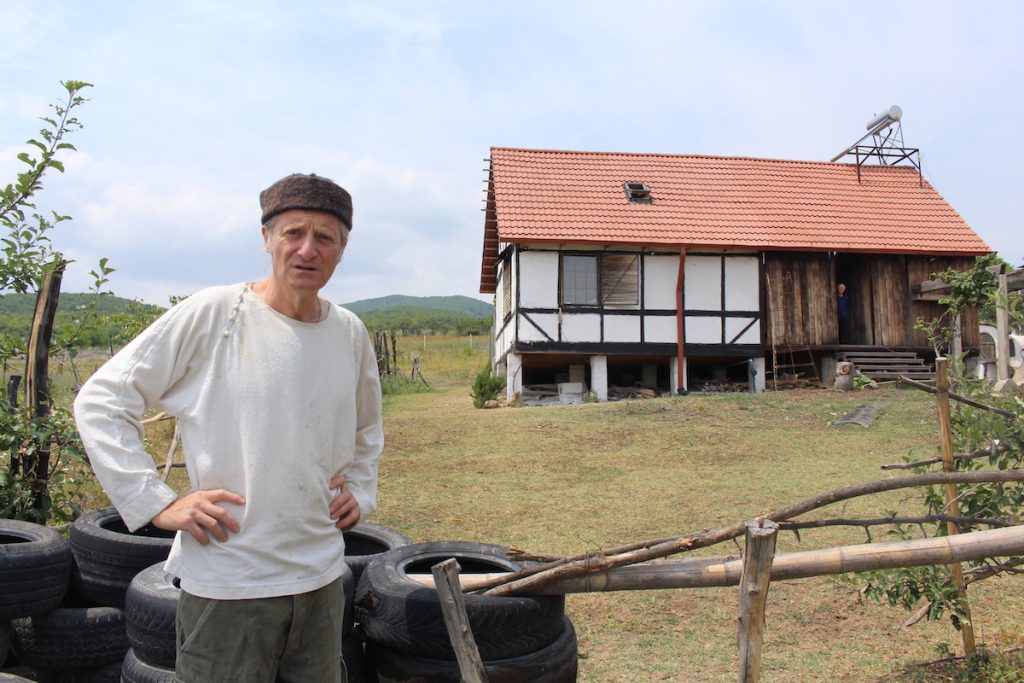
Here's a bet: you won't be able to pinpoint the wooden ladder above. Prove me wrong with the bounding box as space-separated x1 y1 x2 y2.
772 346 819 382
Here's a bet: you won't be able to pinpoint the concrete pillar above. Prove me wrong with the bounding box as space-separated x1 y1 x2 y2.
749 357 766 393
590 355 608 401
670 357 688 394
506 352 523 402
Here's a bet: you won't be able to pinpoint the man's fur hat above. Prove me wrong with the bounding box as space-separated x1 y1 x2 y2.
259 173 353 230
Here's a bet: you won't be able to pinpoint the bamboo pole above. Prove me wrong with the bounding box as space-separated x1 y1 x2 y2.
995 270 1011 382
413 525 1024 594
934 358 976 656
737 521 778 683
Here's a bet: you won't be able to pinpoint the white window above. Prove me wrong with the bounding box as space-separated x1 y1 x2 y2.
562 255 598 306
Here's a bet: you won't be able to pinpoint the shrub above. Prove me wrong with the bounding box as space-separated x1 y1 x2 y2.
470 365 505 408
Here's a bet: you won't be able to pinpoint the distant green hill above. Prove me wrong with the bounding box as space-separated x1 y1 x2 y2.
0 293 164 348
340 294 492 317
0 292 161 316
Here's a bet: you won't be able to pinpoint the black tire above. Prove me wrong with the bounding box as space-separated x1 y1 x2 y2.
32 660 123 682
0 670 36 682
125 564 179 669
11 605 127 669
0 623 10 666
120 649 174 683
343 522 411 583
342 636 366 683
340 561 355 638
70 509 174 608
355 541 565 661
367 617 578 683
0 519 72 620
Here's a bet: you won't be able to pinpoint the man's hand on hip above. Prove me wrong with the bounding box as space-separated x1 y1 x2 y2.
152 489 246 545
329 475 360 530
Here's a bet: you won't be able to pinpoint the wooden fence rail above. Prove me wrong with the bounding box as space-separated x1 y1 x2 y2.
411 524 1024 594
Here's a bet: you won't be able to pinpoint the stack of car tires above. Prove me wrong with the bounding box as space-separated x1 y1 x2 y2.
355 541 578 682
7 517 543 682
1 511 166 683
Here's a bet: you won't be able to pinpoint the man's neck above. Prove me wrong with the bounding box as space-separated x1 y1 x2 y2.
251 278 322 322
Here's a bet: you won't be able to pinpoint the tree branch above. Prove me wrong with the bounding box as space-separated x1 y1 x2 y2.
898 376 1018 418
882 442 1012 470
777 514 1012 532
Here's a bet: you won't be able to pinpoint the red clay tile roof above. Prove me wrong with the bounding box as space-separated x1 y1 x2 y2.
480 147 989 293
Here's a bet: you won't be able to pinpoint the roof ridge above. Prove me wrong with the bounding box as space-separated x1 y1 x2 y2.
488 145 918 170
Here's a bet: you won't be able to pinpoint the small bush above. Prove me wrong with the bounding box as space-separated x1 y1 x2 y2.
471 365 505 408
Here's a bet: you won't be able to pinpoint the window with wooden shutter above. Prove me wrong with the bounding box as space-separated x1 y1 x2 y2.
501 261 512 321
601 254 639 306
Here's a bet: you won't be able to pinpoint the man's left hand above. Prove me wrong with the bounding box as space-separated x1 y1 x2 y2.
329 475 361 530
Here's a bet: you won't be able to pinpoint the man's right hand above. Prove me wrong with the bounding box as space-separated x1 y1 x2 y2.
152 489 246 545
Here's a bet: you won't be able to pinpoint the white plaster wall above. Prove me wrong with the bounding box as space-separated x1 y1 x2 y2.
685 256 722 310
726 317 761 344
562 314 601 342
519 251 559 308
645 316 678 343
518 313 558 342
644 256 678 309
725 257 760 310
685 316 721 344
604 315 641 343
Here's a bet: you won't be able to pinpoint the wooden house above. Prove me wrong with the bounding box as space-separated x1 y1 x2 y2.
478 147 990 400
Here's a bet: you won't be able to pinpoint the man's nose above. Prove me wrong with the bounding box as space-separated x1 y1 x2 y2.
297 236 318 259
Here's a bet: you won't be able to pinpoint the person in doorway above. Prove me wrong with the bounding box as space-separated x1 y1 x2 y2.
837 281 851 344
73 173 384 682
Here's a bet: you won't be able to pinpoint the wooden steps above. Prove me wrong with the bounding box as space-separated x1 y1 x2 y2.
836 350 934 381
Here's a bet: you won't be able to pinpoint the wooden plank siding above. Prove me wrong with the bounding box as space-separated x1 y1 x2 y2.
907 256 980 349
765 252 837 347
870 255 911 347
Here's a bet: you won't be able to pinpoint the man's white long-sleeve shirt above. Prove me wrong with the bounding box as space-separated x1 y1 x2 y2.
73 283 384 600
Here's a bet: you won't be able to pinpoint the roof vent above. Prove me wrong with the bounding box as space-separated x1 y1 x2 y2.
623 181 652 204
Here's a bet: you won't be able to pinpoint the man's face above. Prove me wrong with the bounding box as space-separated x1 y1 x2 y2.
262 209 347 293
838 283 846 295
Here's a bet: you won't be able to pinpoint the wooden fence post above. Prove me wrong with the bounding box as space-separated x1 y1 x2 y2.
432 558 489 683
24 259 66 516
737 519 778 683
935 357 976 656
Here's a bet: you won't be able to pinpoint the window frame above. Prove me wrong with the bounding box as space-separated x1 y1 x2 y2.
560 252 641 308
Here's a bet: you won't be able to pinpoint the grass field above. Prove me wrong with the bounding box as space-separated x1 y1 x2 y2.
63 336 1024 681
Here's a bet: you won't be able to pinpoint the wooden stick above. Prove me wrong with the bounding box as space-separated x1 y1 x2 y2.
737 521 778 683
935 358 975 656
432 559 488 683
881 441 1009 470
413 525 1024 594
899 375 1016 418
479 470 1024 596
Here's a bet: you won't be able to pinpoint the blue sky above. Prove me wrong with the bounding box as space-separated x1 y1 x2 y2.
2 1 1021 306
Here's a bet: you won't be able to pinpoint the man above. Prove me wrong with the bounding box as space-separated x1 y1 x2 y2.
74 173 384 682
837 282 851 343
